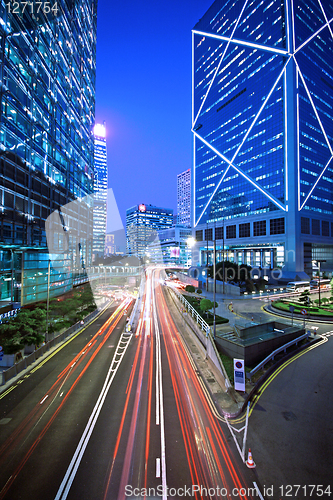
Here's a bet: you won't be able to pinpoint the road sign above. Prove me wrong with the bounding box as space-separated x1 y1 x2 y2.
301 309 307 315
289 305 295 313
0 345 3 352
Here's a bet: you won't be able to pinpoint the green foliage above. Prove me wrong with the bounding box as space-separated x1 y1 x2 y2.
298 290 312 306
0 284 97 354
255 277 267 292
321 297 329 305
209 260 252 283
199 298 218 317
185 285 195 293
196 289 202 294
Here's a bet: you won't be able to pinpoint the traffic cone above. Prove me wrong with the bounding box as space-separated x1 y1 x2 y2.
246 448 256 468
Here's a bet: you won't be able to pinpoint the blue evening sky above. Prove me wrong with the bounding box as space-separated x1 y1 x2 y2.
95 0 214 228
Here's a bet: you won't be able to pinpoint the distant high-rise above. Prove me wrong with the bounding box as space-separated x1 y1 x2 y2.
192 0 333 279
0 1 98 305
177 169 191 227
126 204 173 259
93 123 108 259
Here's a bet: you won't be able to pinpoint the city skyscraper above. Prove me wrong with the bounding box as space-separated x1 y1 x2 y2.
0 1 98 306
126 204 173 259
177 168 191 227
93 123 108 260
192 0 333 280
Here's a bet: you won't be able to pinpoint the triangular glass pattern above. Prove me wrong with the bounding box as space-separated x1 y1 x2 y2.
199 165 282 226
234 79 285 205
233 0 287 49
194 139 230 225
298 72 332 206
319 0 333 21
293 0 326 50
193 34 228 121
196 43 286 163
193 0 248 39
295 29 333 153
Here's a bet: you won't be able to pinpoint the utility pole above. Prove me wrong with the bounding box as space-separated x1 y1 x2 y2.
213 231 216 339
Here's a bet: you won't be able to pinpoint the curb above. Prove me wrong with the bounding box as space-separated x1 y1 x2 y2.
232 334 323 419
264 304 333 324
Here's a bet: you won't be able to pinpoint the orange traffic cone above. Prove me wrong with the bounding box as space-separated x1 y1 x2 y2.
246 448 256 468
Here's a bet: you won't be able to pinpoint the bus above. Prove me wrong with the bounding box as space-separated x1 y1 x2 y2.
286 281 310 293
310 279 331 290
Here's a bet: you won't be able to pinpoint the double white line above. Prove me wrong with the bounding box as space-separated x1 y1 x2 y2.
54 332 132 500
152 271 167 500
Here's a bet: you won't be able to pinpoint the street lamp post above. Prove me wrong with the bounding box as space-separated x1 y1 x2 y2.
213 233 216 339
312 259 326 306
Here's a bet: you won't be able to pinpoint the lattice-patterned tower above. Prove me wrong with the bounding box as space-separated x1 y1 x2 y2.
192 0 333 279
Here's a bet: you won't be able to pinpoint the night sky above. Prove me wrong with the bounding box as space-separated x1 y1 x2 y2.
94 0 214 228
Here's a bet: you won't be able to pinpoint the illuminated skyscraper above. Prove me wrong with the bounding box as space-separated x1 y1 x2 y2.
93 123 108 259
0 1 98 305
192 0 333 279
177 169 191 227
126 204 173 259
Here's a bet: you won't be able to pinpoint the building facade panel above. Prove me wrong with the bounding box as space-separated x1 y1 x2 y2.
192 0 333 280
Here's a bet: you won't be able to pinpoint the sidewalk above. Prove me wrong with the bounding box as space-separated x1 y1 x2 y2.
164 287 250 417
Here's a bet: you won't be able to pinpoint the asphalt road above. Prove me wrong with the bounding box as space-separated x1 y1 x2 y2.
228 293 333 500
0 270 262 500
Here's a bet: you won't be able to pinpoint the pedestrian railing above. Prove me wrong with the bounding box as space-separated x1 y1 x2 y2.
173 288 211 336
169 286 231 390
246 331 310 382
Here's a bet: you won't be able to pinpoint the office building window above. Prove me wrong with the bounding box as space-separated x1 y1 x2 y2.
301 217 310 234
312 219 320 235
239 223 250 238
322 220 329 237
226 225 236 239
254 220 266 236
195 230 203 242
215 226 224 240
270 218 285 235
205 228 213 241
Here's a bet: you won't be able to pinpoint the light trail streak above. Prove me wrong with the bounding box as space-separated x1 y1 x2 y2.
156 269 254 499
0 302 129 500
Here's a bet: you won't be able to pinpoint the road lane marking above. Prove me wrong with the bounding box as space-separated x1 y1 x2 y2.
156 458 161 478
152 270 167 500
253 482 265 500
54 331 132 500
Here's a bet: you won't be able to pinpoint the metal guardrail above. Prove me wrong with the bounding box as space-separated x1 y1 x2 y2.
169 286 231 389
246 331 310 382
173 288 211 336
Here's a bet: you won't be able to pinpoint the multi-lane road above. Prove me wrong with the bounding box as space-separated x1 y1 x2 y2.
0 269 260 500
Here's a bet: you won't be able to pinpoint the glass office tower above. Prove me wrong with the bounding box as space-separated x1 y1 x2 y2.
192 0 333 280
0 0 97 306
177 169 191 228
126 204 173 259
93 123 107 260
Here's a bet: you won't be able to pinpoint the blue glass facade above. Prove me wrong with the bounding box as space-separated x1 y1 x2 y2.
93 124 108 259
192 0 333 279
0 0 97 304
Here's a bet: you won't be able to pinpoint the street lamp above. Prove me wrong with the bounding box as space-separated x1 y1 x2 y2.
186 236 196 267
312 259 326 306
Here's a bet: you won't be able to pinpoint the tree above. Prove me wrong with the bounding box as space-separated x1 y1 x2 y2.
196 289 202 294
185 285 195 293
208 260 252 283
298 290 312 307
199 298 218 318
